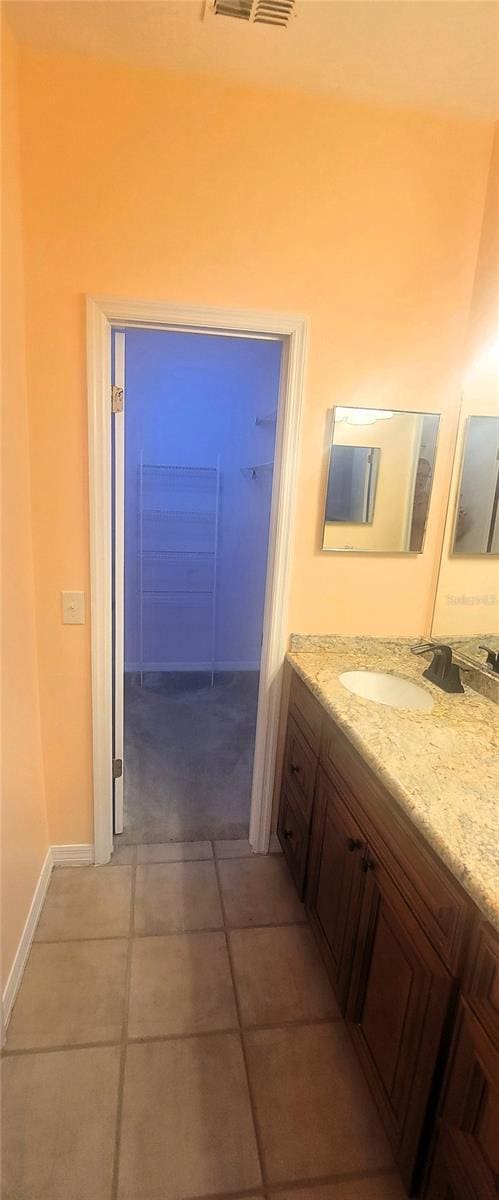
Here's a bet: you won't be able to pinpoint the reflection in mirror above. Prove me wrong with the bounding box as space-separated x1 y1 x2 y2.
322 406 440 553
325 446 380 524
442 635 499 672
452 416 499 555
431 395 498 681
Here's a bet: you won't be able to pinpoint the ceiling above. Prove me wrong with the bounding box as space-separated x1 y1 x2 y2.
4 0 499 120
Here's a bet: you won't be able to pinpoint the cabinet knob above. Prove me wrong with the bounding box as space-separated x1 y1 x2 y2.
360 856 376 873
283 828 293 840
347 837 361 852
290 763 300 775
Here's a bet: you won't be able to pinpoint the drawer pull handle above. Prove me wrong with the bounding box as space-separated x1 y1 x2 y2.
360 857 376 873
290 763 300 776
347 838 361 853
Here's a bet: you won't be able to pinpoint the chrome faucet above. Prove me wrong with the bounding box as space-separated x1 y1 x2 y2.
410 642 464 694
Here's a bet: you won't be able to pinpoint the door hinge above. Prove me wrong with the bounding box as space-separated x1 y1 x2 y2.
112 758 123 779
111 385 124 414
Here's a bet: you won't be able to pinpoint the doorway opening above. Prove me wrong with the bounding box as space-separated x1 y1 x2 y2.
114 327 281 844
87 297 307 864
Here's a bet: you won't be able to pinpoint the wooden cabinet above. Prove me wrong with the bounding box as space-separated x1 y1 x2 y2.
321 718 470 975
347 848 454 1193
306 767 365 1011
276 666 496 1199
425 925 499 1200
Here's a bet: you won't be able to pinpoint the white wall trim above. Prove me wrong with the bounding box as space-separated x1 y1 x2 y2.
2 849 52 1037
87 299 114 864
87 296 308 862
2 843 97 1038
51 844 95 866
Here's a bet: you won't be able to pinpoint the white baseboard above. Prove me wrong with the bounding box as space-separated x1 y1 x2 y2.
124 661 260 673
2 848 53 1038
2 842 95 1039
51 844 95 866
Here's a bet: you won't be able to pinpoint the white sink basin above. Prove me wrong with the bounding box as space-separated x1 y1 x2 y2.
339 670 433 711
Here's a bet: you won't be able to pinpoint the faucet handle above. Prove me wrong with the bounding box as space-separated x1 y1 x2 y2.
411 641 452 664
410 641 434 655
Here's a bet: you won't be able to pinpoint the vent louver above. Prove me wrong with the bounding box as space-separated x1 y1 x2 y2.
208 0 296 28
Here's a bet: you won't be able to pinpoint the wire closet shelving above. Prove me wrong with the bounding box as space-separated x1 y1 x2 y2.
138 458 220 686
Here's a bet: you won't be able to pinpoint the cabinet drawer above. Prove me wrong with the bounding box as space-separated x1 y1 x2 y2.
464 921 499 1050
289 670 323 754
283 714 318 824
277 785 309 899
321 718 470 974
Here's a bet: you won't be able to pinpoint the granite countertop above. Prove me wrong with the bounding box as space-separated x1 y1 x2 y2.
287 636 499 929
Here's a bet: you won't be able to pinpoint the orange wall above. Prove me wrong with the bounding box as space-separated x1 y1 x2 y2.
15 47 494 844
1 24 49 990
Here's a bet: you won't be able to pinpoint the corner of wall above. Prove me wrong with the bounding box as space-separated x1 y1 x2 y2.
1 15 51 995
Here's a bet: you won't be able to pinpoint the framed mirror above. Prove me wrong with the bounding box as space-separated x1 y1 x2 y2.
432 396 498 682
452 415 499 555
322 406 440 553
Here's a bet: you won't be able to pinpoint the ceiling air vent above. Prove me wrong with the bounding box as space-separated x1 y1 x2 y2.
206 0 296 29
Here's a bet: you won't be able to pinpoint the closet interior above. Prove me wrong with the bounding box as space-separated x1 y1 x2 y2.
119 327 282 844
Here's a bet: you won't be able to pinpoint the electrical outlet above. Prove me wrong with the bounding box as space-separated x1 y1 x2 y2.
61 591 85 625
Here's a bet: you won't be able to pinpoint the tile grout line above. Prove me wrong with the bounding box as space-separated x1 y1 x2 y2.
266 1166 402 1192
110 844 137 1200
2 1014 343 1059
213 854 269 1194
158 1163 401 1200
32 919 309 947
31 916 307 945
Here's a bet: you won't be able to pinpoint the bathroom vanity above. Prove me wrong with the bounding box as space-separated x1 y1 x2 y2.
275 640 498 1198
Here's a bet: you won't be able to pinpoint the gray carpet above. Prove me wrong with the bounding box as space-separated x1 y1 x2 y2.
121 671 259 843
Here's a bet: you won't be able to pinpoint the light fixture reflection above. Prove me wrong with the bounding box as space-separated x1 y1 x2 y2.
465 337 499 384
335 408 395 427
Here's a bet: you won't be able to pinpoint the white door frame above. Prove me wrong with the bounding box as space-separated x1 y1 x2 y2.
87 296 308 864
112 331 125 834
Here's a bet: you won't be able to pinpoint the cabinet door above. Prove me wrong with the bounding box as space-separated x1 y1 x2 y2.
425 1000 498 1200
306 768 366 1011
347 849 454 1193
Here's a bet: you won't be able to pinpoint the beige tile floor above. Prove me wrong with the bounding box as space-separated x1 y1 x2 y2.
2 840 406 1200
